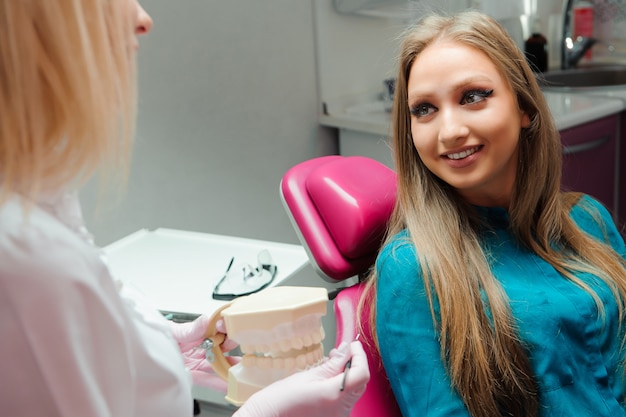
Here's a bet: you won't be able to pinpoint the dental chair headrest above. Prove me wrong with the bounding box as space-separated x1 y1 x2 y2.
280 156 397 283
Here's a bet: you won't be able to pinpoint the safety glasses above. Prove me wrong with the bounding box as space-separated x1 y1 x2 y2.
212 249 278 301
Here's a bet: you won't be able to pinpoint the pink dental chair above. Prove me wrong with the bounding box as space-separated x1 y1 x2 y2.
280 155 401 417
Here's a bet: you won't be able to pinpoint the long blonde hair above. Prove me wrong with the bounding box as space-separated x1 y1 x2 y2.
0 0 136 200
361 11 626 417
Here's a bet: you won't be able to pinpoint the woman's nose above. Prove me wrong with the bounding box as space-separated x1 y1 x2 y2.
136 3 153 36
437 107 470 145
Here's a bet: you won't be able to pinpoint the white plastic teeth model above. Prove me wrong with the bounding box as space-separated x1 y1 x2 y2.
220 286 328 406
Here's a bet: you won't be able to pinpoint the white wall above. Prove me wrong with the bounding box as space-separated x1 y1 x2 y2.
81 1 336 246
314 1 407 105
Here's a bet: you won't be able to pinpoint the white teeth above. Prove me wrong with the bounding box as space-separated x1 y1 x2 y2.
228 313 326 371
296 355 307 369
447 146 479 160
273 357 284 369
219 287 328 404
315 327 325 343
242 355 256 367
241 345 324 370
279 339 292 352
258 357 272 370
284 357 296 370
292 337 304 350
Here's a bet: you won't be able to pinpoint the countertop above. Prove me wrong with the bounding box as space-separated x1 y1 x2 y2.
320 90 626 137
104 228 310 316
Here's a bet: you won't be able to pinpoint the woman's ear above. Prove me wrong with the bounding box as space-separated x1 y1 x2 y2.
520 110 531 128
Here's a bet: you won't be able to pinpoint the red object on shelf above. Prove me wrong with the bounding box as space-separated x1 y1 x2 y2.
573 2 594 60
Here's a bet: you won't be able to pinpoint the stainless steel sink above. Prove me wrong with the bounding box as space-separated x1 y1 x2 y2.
539 65 626 90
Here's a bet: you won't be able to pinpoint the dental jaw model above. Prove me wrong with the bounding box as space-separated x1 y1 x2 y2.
205 286 328 406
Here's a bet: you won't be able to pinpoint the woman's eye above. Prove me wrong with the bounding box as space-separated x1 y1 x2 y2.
410 103 436 118
461 89 493 105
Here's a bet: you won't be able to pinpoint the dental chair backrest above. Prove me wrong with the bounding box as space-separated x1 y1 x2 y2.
280 155 401 417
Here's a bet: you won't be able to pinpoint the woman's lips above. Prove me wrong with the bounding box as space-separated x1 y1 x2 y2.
442 145 483 168
443 145 481 160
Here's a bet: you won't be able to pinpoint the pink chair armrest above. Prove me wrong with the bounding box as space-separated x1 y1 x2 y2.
335 284 401 417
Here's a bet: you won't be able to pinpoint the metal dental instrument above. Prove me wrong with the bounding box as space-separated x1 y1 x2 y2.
340 359 352 392
340 334 360 392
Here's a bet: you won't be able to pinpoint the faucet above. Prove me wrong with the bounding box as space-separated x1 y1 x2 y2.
561 0 598 69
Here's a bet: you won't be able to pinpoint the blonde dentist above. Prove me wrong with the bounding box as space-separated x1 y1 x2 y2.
0 1 368 416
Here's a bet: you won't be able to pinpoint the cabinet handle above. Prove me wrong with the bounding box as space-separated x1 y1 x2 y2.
562 135 610 155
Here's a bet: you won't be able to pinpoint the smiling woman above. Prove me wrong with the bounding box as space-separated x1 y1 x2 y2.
407 40 530 207
361 10 626 417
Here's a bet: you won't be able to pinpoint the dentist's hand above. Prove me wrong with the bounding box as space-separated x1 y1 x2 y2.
169 315 239 392
234 340 369 417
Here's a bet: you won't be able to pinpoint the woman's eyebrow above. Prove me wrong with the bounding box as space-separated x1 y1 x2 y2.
408 75 493 102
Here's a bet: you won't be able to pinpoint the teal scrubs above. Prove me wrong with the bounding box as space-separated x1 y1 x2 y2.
376 195 626 416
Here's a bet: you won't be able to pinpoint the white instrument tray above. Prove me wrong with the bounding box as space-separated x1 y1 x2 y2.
104 228 309 316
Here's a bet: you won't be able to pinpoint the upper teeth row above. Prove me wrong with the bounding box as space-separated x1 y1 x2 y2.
447 146 479 160
230 311 326 355
242 345 324 371
238 326 325 355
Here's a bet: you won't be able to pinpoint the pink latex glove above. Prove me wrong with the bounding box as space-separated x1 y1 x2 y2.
234 340 369 417
169 315 239 392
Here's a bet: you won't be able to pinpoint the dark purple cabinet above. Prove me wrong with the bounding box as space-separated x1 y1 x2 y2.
559 114 619 223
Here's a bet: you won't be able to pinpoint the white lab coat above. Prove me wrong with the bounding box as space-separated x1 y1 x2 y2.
0 190 193 416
